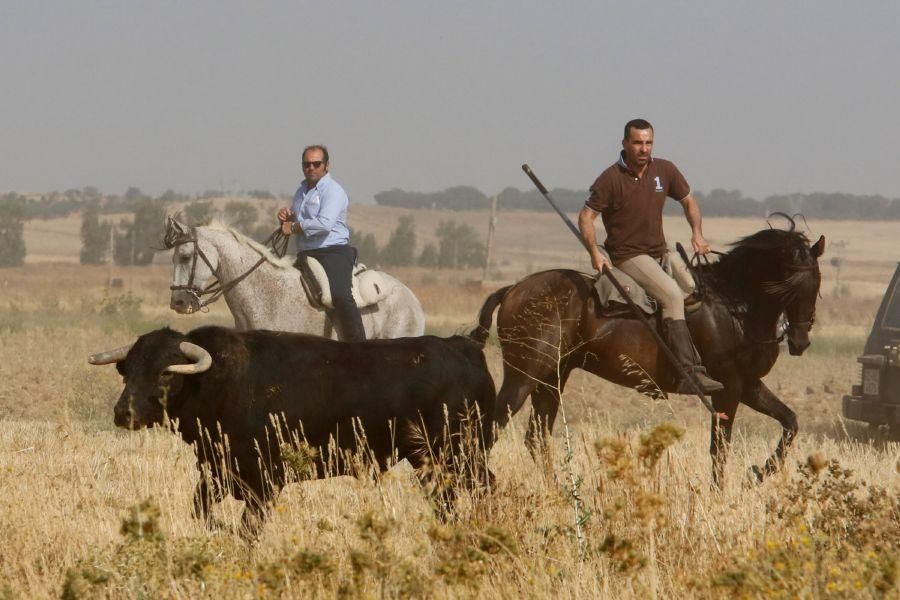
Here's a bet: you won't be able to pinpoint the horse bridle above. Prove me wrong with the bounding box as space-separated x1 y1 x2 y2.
774 261 820 339
169 227 289 309
690 250 818 346
749 314 815 346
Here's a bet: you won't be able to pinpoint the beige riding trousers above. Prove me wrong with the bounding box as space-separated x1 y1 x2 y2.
616 252 694 320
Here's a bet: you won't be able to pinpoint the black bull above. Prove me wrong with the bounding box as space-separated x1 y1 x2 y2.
89 326 496 537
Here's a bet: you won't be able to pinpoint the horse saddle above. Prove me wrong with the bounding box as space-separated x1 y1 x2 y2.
295 256 388 310
593 249 697 318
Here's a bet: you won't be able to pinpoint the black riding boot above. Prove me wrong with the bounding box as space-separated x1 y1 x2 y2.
664 318 724 395
333 299 367 342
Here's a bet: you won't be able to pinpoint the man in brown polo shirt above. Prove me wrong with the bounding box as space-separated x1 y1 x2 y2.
577 118 723 394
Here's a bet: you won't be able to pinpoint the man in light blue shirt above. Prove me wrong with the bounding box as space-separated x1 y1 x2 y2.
277 145 366 341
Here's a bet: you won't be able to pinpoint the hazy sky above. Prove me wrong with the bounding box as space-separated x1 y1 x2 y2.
2 1 898 203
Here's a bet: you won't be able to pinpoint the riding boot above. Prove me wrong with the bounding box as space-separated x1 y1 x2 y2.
663 318 725 395
333 300 367 342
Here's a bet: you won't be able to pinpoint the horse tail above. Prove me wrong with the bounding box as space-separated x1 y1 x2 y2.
468 285 512 347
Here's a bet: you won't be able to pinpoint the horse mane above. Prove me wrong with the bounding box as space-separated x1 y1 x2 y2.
697 214 819 304
722 227 812 264
202 221 295 270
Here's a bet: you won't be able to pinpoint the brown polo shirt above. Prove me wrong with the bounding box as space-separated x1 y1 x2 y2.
585 153 690 263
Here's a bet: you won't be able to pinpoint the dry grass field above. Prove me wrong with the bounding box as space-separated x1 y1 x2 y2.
1 210 898 597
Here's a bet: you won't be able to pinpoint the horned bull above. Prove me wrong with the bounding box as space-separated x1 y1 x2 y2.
89 326 496 538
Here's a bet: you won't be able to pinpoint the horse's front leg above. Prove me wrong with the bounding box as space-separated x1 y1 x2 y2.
709 382 740 489
741 380 798 481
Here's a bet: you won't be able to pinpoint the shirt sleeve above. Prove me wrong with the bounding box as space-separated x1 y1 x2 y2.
667 162 690 201
586 174 611 212
297 184 348 238
290 186 304 216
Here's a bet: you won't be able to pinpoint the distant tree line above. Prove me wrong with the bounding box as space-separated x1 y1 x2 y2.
3 180 897 268
5 186 290 221
351 216 485 270
78 196 278 266
375 186 900 220
0 194 27 267
374 186 491 211
79 197 168 266
0 186 287 267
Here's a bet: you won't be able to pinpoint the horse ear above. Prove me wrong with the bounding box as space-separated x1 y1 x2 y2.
164 214 190 248
168 215 189 235
810 235 825 258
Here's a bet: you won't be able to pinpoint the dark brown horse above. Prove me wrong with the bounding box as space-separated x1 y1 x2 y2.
470 219 825 484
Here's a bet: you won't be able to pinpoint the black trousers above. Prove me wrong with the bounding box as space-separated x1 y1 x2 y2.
298 245 366 341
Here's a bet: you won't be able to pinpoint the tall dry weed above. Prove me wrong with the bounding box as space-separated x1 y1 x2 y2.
2 260 898 597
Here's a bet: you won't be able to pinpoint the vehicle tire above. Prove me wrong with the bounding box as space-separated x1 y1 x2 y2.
888 423 900 442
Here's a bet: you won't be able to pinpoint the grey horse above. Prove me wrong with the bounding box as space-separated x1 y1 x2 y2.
164 218 425 338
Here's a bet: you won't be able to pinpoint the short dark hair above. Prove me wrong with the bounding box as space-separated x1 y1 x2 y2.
623 119 653 140
302 145 330 164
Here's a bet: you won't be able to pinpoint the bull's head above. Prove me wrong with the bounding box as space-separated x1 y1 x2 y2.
89 328 212 429
165 218 219 315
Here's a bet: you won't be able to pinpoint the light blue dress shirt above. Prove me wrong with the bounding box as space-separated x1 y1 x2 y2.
290 173 351 251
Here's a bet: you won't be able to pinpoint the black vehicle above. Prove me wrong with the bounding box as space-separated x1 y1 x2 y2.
842 263 900 436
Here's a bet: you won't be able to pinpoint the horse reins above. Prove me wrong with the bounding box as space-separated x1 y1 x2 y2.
689 251 818 346
169 227 290 310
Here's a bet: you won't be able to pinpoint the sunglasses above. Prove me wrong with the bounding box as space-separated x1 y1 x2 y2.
302 160 325 169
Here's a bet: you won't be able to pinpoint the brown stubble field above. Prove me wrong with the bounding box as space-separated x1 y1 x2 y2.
1 208 898 597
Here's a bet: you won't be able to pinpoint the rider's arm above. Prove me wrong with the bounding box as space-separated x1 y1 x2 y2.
678 194 711 254
279 187 302 235
582 177 613 273
579 206 610 272
296 183 347 238
668 162 710 254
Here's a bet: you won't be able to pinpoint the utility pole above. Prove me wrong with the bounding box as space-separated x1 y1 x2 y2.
107 224 115 289
482 195 497 282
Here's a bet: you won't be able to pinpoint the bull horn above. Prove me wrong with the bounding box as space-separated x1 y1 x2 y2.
166 342 212 375
88 343 133 365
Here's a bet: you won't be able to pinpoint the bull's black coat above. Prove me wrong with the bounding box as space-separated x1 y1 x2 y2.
110 326 495 536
